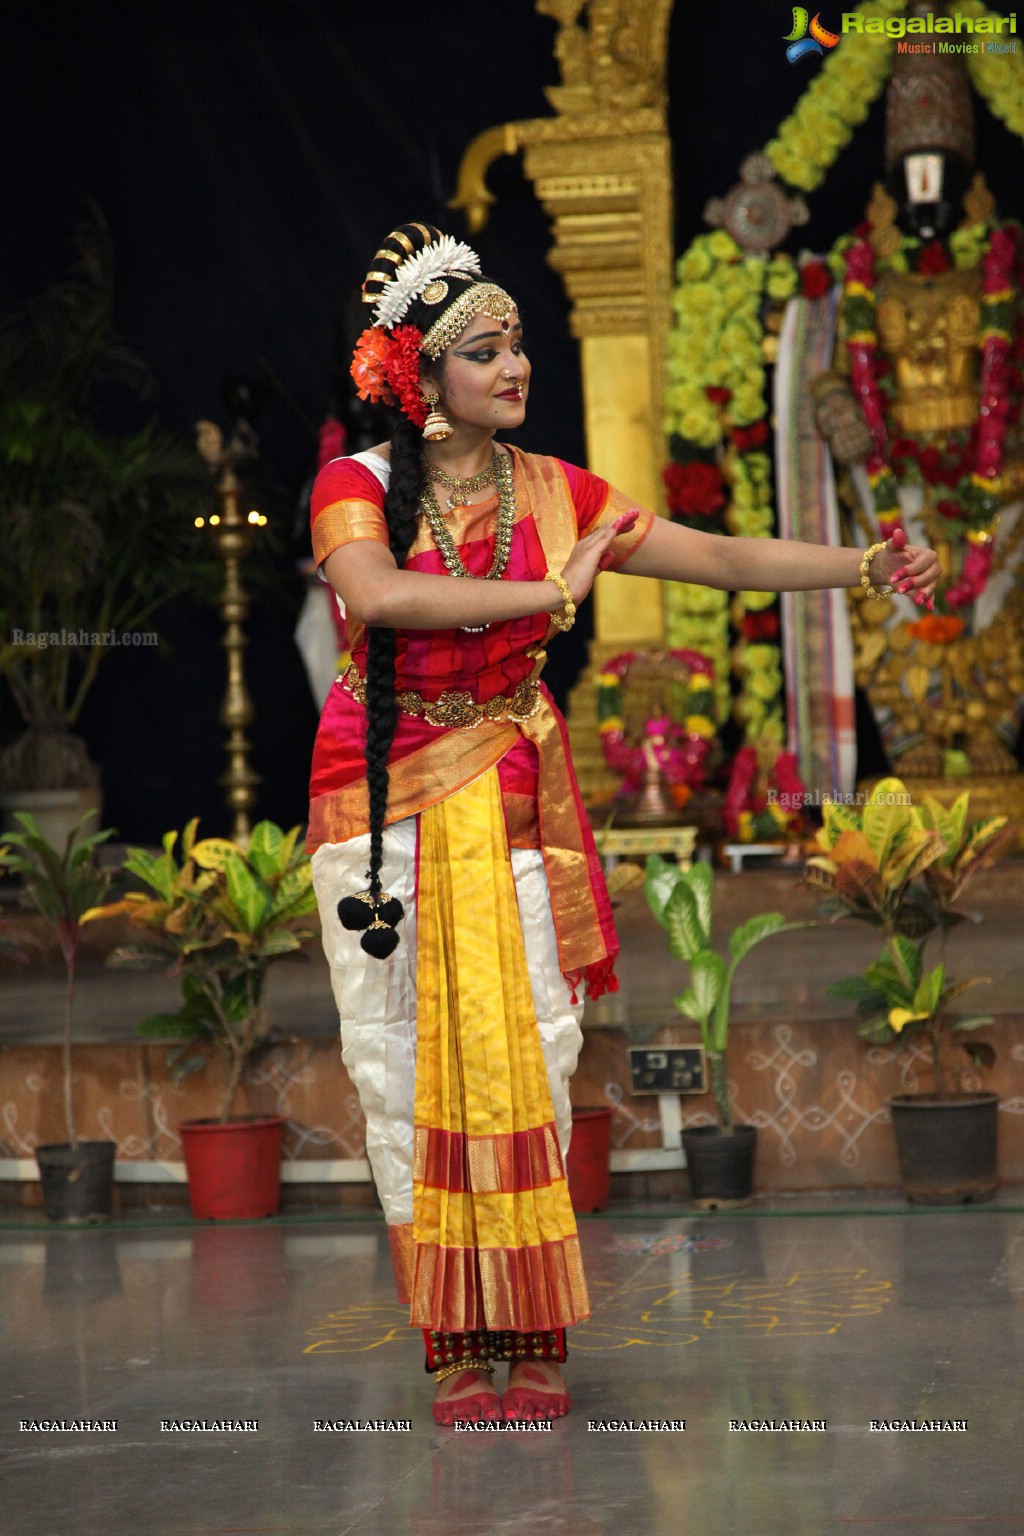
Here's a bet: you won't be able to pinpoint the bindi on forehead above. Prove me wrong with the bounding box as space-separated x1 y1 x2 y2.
456 312 523 348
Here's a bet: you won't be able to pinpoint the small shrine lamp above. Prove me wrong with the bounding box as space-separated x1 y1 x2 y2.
194 379 268 844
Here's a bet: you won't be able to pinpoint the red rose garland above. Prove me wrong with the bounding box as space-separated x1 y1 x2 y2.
841 225 1022 607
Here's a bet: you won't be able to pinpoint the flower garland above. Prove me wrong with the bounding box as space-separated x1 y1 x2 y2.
595 650 718 796
764 0 906 193
663 230 796 746
723 745 807 843
350 324 429 427
838 224 1023 608
960 0 1024 135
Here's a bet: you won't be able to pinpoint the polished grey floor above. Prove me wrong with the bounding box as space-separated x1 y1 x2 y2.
2 1202 1022 1536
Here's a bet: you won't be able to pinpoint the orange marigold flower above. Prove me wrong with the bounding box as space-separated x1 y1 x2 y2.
350 327 396 406
906 615 965 644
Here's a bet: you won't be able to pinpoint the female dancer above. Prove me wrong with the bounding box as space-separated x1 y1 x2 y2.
308 222 938 1426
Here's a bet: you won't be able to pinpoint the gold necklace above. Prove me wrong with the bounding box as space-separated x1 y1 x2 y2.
422 449 499 511
420 452 515 631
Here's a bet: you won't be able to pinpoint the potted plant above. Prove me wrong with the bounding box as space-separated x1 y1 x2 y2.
0 207 208 843
806 777 1015 1203
0 811 118 1221
85 817 318 1218
644 854 809 1207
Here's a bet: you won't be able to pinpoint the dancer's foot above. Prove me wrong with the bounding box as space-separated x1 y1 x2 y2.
432 1366 503 1426
502 1361 572 1421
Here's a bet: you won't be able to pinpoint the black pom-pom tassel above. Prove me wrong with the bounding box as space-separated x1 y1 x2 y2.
361 922 400 959
339 888 404 959
375 895 404 927
338 894 374 931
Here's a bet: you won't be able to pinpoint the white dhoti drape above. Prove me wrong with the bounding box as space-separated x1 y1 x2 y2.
312 822 585 1228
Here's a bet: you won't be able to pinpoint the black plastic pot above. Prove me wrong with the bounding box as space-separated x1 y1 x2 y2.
681 1124 758 1209
888 1092 998 1205
35 1140 116 1223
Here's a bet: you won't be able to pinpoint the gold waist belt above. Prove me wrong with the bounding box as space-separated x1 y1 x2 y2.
342 663 541 729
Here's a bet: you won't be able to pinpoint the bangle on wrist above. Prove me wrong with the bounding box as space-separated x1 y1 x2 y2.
545 569 576 632
860 541 894 601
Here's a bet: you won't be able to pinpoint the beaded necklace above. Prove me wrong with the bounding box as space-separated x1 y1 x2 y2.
422 449 500 510
419 450 515 633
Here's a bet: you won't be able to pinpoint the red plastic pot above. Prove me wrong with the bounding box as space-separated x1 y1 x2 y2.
178 1115 285 1220
566 1106 613 1213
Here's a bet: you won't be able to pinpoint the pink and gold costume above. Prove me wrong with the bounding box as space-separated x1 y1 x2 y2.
308 445 652 1337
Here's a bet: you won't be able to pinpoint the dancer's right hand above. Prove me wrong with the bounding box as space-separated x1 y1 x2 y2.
560 511 639 604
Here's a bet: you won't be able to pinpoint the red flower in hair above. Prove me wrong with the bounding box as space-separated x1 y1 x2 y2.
386 325 429 427
705 386 732 404
663 461 726 518
350 328 396 406
800 260 831 300
350 324 429 426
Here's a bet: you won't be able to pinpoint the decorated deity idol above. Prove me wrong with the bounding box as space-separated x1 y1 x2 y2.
813 4 1024 780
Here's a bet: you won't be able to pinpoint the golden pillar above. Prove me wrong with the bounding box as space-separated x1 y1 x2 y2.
452 0 675 797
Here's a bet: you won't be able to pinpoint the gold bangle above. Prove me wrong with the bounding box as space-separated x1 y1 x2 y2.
545 569 576 633
859 540 893 600
433 1360 495 1384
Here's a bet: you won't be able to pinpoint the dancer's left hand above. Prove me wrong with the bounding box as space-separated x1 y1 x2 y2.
871 528 940 610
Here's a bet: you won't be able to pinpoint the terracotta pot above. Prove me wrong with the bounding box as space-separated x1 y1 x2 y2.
566 1107 613 1213
178 1115 285 1220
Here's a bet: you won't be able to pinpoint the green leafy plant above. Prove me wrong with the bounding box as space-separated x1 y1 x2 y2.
806 778 1015 1092
0 812 114 1146
0 207 209 791
85 819 317 1121
644 855 810 1131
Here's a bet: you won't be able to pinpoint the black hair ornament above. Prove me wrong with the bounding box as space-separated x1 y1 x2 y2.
337 886 405 959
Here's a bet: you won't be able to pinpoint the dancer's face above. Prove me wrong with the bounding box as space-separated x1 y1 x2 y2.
431 309 530 432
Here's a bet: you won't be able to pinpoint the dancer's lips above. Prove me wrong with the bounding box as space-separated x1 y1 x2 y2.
497 386 524 400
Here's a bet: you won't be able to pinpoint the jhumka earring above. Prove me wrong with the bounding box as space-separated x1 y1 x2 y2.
421 391 453 442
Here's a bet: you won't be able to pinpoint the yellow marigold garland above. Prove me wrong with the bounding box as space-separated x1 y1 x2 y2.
764 0 906 193
959 0 1024 133
664 233 794 746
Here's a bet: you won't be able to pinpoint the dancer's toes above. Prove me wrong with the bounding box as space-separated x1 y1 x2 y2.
432 1366 502 1426
502 1361 572 1421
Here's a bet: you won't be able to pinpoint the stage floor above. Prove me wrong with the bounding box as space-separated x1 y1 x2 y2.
3 1200 1021 1535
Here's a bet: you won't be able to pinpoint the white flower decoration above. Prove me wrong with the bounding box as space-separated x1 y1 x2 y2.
373 235 482 330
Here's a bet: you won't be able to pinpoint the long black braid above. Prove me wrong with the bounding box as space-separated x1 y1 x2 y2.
338 225 503 958
364 415 422 873
336 413 424 959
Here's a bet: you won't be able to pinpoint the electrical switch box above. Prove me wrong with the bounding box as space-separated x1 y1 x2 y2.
628 1045 706 1095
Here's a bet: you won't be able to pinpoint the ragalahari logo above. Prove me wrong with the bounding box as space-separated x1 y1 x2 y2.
785 8 841 62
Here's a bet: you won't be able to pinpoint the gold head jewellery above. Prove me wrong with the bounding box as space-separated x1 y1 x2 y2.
421 282 517 359
420 450 515 633
422 449 499 510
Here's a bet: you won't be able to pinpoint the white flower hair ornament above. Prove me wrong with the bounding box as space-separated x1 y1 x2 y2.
371 235 482 330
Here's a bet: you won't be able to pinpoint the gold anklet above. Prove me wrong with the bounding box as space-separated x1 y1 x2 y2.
433 1360 495 1384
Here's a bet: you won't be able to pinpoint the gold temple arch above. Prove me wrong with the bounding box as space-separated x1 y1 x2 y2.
452 0 676 794
452 0 674 574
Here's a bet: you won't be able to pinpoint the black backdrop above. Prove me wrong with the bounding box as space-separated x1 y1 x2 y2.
3 1 1021 841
